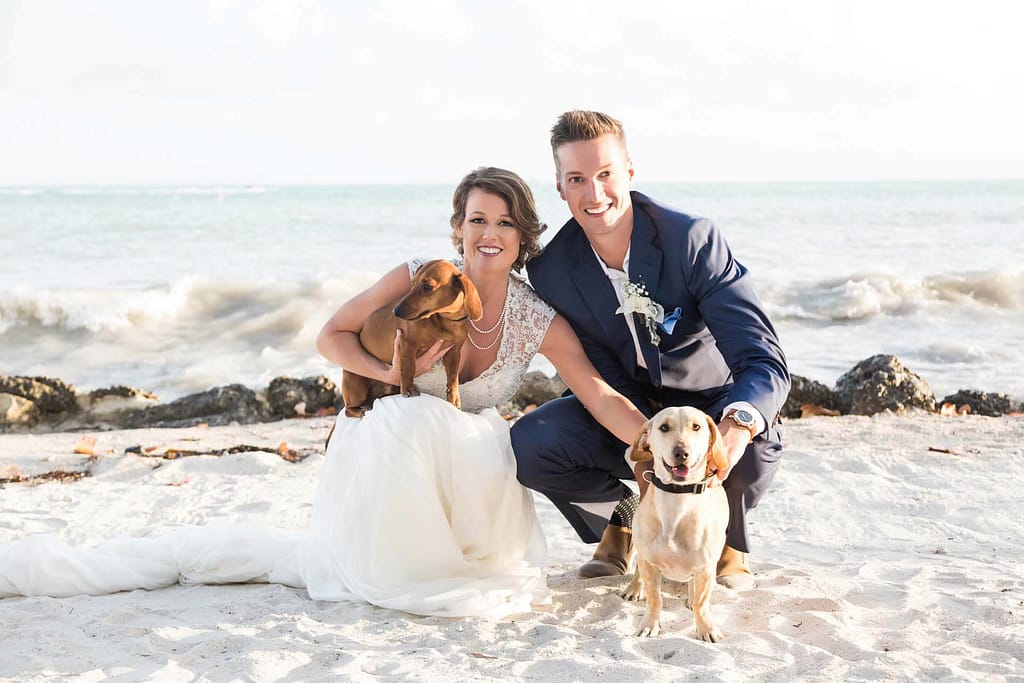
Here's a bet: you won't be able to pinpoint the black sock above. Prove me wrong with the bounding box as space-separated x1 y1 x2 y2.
608 490 639 529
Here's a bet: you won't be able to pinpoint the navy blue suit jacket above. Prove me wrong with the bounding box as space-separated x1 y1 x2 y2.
527 191 790 426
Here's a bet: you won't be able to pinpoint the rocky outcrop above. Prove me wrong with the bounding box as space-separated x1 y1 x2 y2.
1 393 40 428
834 355 936 415
939 389 1023 417
267 376 340 418
0 376 78 415
77 386 161 416
4 359 1021 433
510 371 567 409
782 375 840 419
118 384 269 428
495 372 567 420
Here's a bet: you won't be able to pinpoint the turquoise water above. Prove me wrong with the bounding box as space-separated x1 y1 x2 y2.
2 181 1022 401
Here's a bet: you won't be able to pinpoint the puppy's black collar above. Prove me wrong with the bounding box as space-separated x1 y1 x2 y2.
646 471 716 495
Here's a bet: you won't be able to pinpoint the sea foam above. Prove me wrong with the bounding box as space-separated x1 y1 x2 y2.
762 269 1023 322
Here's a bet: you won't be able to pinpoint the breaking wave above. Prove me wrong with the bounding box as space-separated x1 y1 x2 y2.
0 276 371 336
762 269 1023 322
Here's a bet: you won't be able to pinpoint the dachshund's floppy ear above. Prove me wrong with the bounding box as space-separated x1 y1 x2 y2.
705 414 731 474
629 420 654 462
456 271 484 322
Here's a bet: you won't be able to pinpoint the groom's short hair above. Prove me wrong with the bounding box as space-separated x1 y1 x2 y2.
549 110 627 158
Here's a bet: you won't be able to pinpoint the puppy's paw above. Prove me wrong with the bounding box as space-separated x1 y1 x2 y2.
447 389 461 409
621 576 645 602
402 385 421 398
635 615 662 638
696 624 723 643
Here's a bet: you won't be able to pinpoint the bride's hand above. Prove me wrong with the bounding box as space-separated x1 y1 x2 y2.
384 330 451 384
412 337 451 376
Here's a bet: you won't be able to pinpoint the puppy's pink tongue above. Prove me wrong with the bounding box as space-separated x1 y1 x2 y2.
671 465 689 479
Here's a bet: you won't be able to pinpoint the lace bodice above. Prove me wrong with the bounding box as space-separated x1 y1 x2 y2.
406 258 556 414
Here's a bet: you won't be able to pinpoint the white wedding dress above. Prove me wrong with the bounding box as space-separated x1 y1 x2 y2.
0 261 556 619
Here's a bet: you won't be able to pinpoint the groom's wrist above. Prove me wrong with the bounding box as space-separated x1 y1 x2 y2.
721 401 765 438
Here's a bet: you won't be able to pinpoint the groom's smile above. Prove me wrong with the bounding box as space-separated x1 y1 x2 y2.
555 133 635 240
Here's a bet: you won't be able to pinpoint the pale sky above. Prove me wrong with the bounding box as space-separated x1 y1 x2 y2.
1 0 1021 185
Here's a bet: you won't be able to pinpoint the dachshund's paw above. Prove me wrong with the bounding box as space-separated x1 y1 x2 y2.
402 385 421 398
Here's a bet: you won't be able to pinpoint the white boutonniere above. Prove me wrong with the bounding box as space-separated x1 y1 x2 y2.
614 280 671 348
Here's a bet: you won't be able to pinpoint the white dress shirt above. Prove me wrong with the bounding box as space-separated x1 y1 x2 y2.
591 245 649 370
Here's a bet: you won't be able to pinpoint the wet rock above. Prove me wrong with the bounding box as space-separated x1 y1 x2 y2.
0 392 40 429
782 375 840 418
510 371 567 410
118 384 269 428
939 389 1024 417
834 354 936 415
267 376 340 418
496 401 524 421
77 386 161 416
0 376 78 414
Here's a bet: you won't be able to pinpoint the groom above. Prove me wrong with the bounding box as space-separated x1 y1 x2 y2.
511 110 790 589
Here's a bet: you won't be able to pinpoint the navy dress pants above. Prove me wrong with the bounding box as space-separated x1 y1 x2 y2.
510 395 783 552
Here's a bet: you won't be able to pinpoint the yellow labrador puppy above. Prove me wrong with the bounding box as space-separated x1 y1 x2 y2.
622 406 731 641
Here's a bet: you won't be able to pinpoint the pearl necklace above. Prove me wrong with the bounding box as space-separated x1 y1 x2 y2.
467 286 509 351
469 286 509 334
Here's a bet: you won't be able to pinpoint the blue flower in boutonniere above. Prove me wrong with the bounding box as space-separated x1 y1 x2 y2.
616 280 668 345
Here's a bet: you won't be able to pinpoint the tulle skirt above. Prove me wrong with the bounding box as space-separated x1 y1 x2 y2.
0 395 549 618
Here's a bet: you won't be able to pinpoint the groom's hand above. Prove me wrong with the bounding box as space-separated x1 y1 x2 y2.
711 420 753 485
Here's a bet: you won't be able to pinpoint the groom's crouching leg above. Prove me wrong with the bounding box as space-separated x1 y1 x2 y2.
510 396 636 577
716 433 784 590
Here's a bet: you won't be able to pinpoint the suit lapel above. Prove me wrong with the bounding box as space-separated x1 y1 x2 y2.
568 224 627 344
628 205 662 297
628 206 663 385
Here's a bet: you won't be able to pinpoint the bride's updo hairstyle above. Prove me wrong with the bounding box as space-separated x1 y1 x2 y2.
449 167 547 272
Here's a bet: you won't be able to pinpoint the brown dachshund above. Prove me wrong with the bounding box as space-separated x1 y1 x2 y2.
341 259 483 418
623 406 732 641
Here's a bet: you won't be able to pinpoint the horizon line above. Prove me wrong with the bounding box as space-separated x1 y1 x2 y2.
2 177 1022 189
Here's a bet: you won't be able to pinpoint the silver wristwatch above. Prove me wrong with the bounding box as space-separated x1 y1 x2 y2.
726 409 758 442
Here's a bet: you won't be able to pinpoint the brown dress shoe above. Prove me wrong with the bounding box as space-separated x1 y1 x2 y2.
716 544 755 590
578 524 632 579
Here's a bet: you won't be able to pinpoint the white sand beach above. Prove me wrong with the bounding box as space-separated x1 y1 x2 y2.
1 414 1022 682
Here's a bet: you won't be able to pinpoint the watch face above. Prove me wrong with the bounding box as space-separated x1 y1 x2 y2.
733 409 754 425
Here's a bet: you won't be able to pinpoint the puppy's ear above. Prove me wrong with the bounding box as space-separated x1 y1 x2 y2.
705 414 731 473
629 420 653 462
456 272 484 321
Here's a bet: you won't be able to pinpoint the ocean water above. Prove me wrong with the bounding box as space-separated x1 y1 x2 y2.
1 181 1022 403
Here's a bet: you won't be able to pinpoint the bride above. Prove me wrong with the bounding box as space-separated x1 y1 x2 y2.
0 167 646 619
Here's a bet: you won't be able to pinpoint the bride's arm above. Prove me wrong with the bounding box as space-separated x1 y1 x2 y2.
538 314 647 445
316 264 447 384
